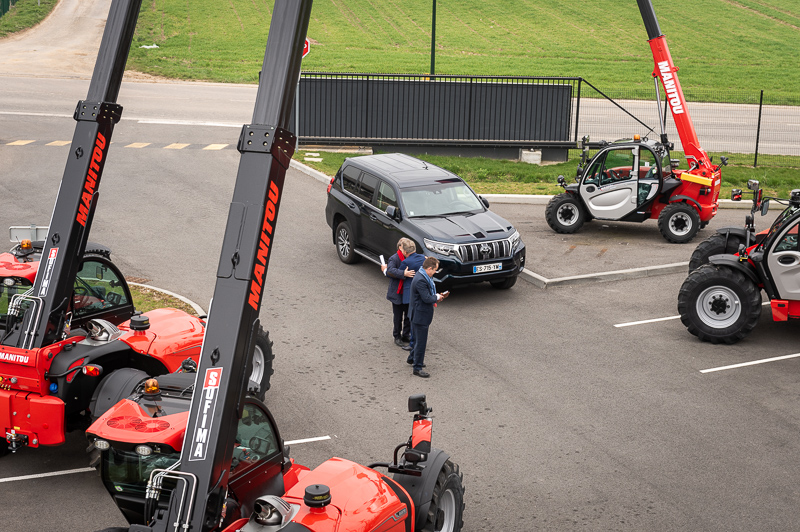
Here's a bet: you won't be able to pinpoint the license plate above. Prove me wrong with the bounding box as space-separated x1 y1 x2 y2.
473 263 501 274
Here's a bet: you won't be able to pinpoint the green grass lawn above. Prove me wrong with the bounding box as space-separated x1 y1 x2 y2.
0 0 56 37
124 0 800 102
296 149 800 200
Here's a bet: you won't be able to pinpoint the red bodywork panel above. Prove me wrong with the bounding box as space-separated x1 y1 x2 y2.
770 300 800 322
1 308 204 448
88 399 189 450
412 417 432 452
0 252 38 283
118 308 205 373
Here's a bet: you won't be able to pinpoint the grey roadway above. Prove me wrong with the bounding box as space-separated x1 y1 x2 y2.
5 4 800 532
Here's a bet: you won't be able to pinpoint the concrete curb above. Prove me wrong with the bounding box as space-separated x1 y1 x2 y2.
519 262 689 289
128 282 206 316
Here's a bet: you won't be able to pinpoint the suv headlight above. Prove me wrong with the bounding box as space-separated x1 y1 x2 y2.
509 230 521 249
424 238 457 256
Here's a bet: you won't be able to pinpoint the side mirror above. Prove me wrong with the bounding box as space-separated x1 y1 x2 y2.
731 189 742 201
480 196 490 208
385 205 400 220
761 199 770 216
408 394 430 415
557 175 566 186
747 179 760 191
720 156 729 167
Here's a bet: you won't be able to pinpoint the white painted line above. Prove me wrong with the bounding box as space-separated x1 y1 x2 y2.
285 435 331 445
135 118 240 128
700 353 800 373
203 144 229 150
614 315 681 327
125 142 151 149
0 467 94 483
164 143 190 150
7 140 35 145
46 140 70 146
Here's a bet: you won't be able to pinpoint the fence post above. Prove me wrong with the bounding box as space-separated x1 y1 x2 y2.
754 89 763 168
574 79 582 143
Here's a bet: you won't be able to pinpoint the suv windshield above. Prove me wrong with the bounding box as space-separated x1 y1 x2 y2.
401 180 484 217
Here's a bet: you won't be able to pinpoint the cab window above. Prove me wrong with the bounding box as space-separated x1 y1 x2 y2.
231 403 279 476
599 148 635 186
72 259 130 318
774 223 800 253
375 181 398 211
639 149 658 180
342 166 360 195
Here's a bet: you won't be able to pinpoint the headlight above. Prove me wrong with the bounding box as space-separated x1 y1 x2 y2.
509 231 521 248
424 238 457 256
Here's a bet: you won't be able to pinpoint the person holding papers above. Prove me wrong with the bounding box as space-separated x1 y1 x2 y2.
381 238 416 348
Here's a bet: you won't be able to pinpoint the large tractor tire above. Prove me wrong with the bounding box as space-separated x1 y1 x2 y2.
678 264 762 344
248 327 274 402
545 193 586 234
688 232 747 272
422 459 465 532
658 203 701 243
335 220 361 264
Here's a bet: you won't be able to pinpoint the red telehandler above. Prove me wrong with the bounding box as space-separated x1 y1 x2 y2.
545 0 727 243
88 1 465 532
0 0 271 457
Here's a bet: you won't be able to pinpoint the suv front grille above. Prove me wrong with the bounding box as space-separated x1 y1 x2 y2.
456 239 511 263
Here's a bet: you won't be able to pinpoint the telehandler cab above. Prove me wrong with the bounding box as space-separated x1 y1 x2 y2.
545 0 727 243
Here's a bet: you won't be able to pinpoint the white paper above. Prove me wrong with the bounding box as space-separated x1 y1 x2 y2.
380 255 386 275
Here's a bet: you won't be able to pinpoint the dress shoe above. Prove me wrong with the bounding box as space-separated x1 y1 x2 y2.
406 359 425 367
401 344 413 351
394 338 408 348
401 336 411 343
413 370 430 378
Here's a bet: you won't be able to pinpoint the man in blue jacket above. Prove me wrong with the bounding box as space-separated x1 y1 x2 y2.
399 242 426 353
407 257 446 378
382 238 416 347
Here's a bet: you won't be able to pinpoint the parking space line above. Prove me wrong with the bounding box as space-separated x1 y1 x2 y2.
0 435 331 483
614 315 680 327
0 467 94 483
126 142 151 149
203 144 229 150
164 143 190 150
46 141 70 146
700 353 800 373
6 140 35 145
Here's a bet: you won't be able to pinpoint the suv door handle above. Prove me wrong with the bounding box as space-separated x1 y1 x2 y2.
348 202 357 209
369 214 378 221
778 255 796 265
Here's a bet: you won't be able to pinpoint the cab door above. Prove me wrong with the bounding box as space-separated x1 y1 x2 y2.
766 217 800 300
580 146 640 220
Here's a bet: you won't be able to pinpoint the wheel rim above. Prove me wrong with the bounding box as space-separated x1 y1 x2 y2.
337 228 350 258
695 285 741 328
669 212 692 236
251 344 264 385
557 203 579 226
436 489 456 532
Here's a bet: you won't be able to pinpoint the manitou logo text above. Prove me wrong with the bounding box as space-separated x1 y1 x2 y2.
76 132 107 226
0 351 30 364
248 180 281 311
188 367 223 461
657 61 685 115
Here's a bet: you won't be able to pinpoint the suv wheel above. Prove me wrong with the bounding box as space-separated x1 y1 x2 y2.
335 221 361 264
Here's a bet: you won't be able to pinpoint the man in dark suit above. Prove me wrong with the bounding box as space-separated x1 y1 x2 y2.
407 257 446 378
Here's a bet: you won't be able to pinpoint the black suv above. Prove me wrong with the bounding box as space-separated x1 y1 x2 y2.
325 153 526 289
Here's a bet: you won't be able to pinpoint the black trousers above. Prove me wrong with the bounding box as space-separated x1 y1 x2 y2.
410 322 429 372
392 303 410 340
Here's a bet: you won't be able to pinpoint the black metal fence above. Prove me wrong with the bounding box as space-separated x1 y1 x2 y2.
0 0 18 18
293 73 580 148
294 72 798 168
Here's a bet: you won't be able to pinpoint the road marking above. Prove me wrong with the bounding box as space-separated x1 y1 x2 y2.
203 143 229 150
125 142 151 148
164 143 190 150
7 140 35 145
0 436 332 483
46 140 70 146
285 435 331 445
614 315 681 327
0 467 94 483
700 353 800 373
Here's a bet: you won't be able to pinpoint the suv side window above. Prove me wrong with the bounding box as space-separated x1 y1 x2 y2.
342 166 360 196
357 172 379 203
376 181 398 211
